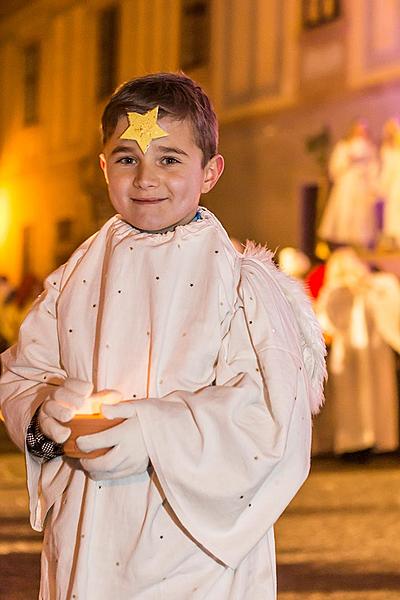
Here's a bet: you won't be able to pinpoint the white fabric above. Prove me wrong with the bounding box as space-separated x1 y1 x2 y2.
314 251 398 454
318 137 378 246
379 144 400 244
0 209 325 600
366 271 400 353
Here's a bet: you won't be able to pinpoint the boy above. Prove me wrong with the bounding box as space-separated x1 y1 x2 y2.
0 73 325 599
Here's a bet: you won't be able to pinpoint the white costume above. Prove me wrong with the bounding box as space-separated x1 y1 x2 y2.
314 249 398 455
318 137 378 247
379 143 400 245
0 209 325 600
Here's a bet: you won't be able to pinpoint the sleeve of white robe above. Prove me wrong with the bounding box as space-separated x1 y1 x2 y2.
134 258 316 568
329 141 351 180
0 266 70 531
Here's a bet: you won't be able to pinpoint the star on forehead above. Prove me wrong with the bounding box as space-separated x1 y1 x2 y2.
119 106 169 153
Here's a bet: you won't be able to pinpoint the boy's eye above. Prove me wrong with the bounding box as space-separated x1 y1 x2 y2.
117 156 137 165
161 156 180 165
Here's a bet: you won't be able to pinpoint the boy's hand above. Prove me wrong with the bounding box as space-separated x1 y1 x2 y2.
39 378 94 444
78 401 149 480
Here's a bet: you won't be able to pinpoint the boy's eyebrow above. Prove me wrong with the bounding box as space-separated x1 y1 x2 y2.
109 144 190 158
110 144 137 156
156 145 190 157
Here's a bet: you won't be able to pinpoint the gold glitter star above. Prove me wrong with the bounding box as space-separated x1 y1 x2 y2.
119 106 168 153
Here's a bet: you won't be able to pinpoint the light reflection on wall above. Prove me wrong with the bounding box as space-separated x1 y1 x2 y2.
0 189 10 246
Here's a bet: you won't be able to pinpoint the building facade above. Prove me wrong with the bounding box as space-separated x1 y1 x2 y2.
1 0 400 281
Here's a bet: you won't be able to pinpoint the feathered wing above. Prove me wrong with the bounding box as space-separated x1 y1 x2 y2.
242 241 327 414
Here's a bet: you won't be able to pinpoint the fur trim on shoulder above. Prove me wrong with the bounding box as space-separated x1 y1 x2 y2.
243 240 276 263
243 241 327 414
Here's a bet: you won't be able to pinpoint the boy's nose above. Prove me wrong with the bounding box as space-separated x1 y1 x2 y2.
133 162 159 189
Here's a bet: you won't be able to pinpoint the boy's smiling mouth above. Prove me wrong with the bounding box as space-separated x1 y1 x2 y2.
130 197 168 204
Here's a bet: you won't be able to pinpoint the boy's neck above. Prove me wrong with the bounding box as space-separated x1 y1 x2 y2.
131 209 200 234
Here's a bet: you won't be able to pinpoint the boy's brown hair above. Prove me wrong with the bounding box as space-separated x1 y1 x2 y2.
101 72 218 167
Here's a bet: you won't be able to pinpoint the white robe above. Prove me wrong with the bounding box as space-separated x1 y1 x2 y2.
314 277 398 455
0 209 325 600
379 144 400 244
318 137 378 247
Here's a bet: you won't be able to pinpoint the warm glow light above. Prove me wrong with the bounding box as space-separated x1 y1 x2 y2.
0 189 10 245
315 241 330 261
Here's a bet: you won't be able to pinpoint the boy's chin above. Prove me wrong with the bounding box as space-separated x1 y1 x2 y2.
123 211 198 234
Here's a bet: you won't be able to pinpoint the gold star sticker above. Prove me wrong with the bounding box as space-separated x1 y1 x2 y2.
119 106 168 153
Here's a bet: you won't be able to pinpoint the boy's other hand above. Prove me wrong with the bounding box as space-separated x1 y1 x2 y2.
39 378 94 444
78 401 149 480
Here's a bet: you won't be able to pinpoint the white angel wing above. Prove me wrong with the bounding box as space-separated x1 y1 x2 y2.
242 241 327 414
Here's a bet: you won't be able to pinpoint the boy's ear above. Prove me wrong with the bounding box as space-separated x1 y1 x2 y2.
201 154 224 194
99 153 109 184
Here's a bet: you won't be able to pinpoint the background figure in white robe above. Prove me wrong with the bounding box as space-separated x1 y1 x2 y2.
378 118 400 248
314 248 398 456
0 73 326 600
318 120 379 248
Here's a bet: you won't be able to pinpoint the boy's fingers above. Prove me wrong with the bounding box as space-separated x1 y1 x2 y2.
93 389 124 405
101 401 136 419
42 400 74 423
80 445 122 473
53 387 86 409
76 420 127 452
39 414 71 444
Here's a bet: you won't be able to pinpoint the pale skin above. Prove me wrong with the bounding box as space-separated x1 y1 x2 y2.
100 115 224 232
39 115 224 478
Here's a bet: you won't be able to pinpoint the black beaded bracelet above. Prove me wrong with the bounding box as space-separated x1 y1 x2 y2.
26 407 64 462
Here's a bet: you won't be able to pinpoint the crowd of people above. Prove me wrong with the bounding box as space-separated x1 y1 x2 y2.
279 115 400 460
279 244 400 460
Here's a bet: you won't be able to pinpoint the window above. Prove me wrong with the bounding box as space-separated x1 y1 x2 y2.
180 0 210 71
23 43 40 125
302 0 341 29
97 4 120 100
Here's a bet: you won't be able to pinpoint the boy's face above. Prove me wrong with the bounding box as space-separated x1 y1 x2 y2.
100 116 224 232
